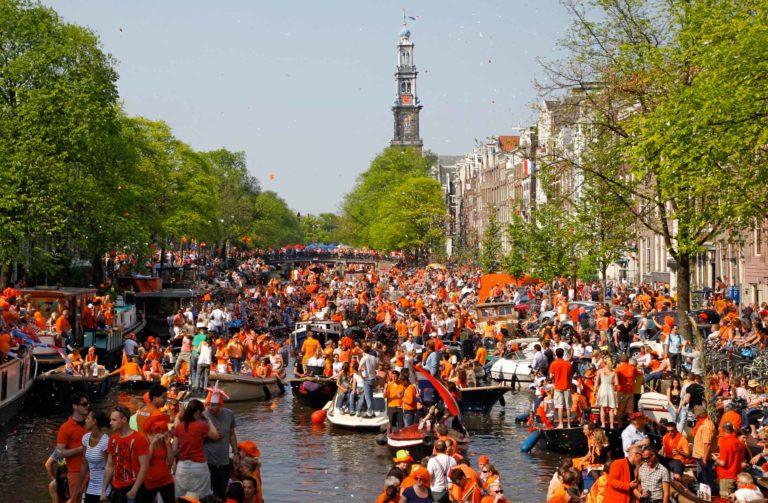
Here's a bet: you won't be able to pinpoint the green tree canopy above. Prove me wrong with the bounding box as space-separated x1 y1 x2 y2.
540 0 768 338
480 205 504 273
368 176 447 258
342 147 435 246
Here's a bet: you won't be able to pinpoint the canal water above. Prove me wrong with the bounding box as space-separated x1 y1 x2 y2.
0 380 562 502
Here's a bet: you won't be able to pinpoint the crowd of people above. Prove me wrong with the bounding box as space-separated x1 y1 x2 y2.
30 244 768 502
51 386 262 503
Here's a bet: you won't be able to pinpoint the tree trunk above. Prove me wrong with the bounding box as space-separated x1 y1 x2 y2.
676 252 693 342
0 264 8 290
601 265 608 303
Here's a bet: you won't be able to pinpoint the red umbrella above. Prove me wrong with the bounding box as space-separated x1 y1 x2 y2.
284 245 294 250
413 365 461 418
294 244 305 250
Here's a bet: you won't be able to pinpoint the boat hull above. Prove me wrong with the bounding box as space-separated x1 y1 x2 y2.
387 424 469 460
289 377 337 409
323 391 389 430
537 424 662 456
36 365 116 397
0 351 37 426
210 373 285 402
490 356 534 384
458 385 511 414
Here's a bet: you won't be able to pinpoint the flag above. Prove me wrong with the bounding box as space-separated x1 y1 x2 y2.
120 350 128 380
523 159 535 176
408 16 420 21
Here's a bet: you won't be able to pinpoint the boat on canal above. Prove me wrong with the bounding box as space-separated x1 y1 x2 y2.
0 346 37 425
209 371 285 402
289 375 338 409
19 287 98 369
387 365 469 457
323 390 389 430
36 363 117 396
489 349 536 385
457 384 512 414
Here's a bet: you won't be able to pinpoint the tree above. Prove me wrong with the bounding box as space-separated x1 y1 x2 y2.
368 177 447 260
300 213 341 244
573 164 636 300
480 205 504 273
249 191 303 248
506 203 578 282
0 0 123 284
342 147 434 246
539 0 768 339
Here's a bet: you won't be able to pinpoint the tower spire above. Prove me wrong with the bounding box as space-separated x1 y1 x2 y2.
390 17 423 150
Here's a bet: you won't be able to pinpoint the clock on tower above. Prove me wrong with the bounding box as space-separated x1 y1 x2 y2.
390 21 423 150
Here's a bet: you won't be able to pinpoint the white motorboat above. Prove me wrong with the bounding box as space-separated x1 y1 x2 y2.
489 350 535 384
638 391 673 424
323 390 389 430
0 348 37 425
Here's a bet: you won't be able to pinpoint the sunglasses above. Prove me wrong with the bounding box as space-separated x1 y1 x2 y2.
414 477 427 482
78 402 91 407
482 470 490 473
493 490 504 494
641 456 653 461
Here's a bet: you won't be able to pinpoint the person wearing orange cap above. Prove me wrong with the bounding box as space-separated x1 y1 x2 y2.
204 386 238 500
142 413 175 503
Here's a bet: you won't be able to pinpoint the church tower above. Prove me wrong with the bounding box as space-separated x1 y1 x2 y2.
390 22 423 150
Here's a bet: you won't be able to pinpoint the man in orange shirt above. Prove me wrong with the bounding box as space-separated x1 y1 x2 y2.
135 384 167 435
614 355 641 418
714 421 746 497
384 370 405 431
401 372 419 427
603 446 643 503
549 348 574 428
300 331 321 365
449 467 482 503
56 392 90 503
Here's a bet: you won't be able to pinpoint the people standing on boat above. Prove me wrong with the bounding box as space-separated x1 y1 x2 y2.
595 356 618 429
134 384 167 434
123 332 139 357
359 344 379 417
615 354 641 420
195 336 213 392
56 392 90 503
102 405 150 503
174 330 194 378
204 388 238 500
549 348 574 429
74 409 109 503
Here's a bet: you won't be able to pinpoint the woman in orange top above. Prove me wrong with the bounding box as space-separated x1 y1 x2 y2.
440 353 453 381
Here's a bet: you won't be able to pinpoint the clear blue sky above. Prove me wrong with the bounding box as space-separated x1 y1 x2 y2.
43 0 570 214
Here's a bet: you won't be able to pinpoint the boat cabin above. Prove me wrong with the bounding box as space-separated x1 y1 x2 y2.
20 287 98 345
290 320 344 355
136 289 200 340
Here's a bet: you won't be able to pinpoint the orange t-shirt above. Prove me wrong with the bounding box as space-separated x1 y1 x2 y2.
301 337 321 364
549 359 573 391
475 347 487 364
615 363 638 394
57 417 88 473
403 384 418 411
385 382 405 408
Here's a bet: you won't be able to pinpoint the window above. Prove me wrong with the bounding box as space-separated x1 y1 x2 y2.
644 238 652 274
756 226 762 256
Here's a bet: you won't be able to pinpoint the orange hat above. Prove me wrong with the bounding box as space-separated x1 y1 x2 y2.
238 440 261 458
478 455 490 465
143 414 170 434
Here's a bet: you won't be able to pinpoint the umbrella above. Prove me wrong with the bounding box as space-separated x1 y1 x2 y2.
294 244 305 250
426 263 446 270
